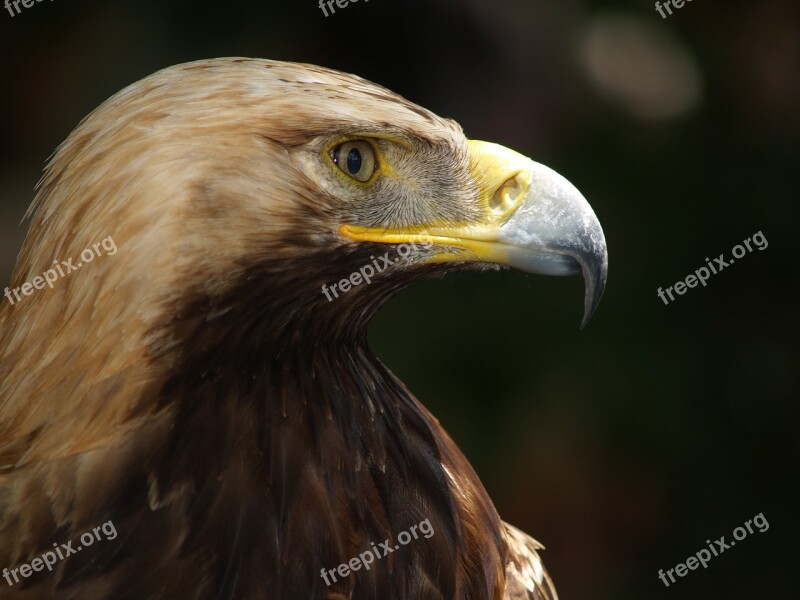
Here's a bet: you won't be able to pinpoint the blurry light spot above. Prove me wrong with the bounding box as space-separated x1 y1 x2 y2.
578 14 703 120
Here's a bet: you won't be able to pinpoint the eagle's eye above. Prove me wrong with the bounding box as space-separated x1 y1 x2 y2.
330 140 377 183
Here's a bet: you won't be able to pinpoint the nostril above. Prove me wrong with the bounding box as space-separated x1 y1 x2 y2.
489 174 523 214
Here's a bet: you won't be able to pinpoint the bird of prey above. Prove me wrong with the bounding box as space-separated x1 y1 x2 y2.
0 58 607 599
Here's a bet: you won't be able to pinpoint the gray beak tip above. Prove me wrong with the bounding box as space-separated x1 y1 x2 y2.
497 160 609 330
580 262 607 330
578 229 608 329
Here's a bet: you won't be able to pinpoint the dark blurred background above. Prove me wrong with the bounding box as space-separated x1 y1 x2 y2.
1 0 798 598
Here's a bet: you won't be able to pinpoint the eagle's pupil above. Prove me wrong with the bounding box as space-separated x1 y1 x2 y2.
347 148 362 175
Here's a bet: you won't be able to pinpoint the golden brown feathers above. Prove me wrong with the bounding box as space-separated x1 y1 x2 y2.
0 58 556 599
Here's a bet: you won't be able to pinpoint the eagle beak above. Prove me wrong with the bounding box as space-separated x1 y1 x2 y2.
340 140 608 328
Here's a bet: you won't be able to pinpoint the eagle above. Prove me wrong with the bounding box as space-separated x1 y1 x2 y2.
0 58 607 599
